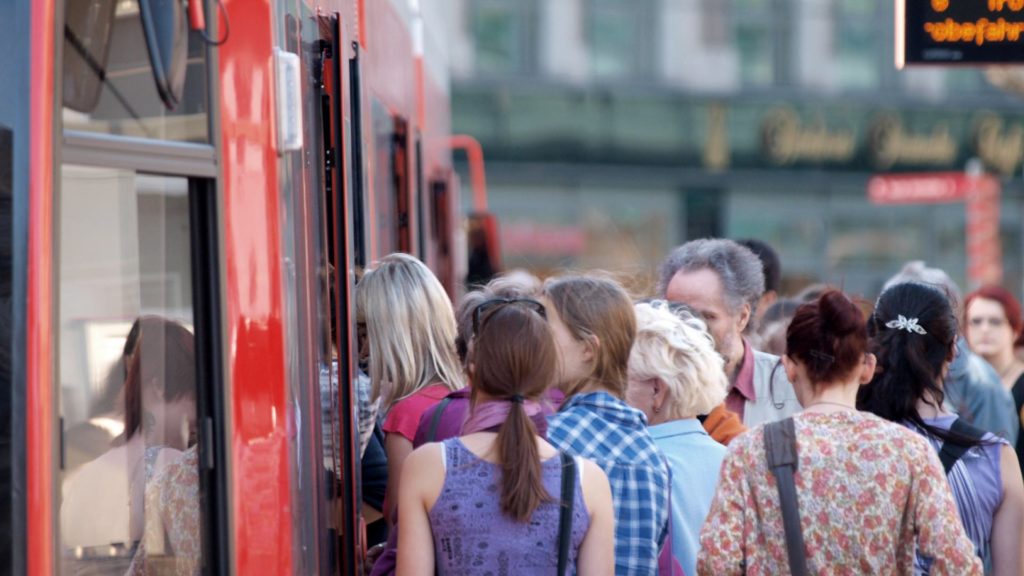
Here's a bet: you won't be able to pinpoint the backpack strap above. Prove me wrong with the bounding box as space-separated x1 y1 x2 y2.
425 396 453 443
938 418 986 475
764 417 808 576
558 451 576 576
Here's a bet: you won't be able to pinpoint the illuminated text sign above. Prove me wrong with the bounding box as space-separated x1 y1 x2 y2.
898 0 1024 66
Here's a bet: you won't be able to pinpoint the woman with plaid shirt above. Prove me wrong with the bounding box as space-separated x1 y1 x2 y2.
543 275 671 575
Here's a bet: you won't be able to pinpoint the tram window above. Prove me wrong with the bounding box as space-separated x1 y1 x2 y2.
57 165 204 574
371 99 397 255
62 0 209 143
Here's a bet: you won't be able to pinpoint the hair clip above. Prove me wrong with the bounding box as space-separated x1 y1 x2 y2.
809 349 835 364
885 315 927 335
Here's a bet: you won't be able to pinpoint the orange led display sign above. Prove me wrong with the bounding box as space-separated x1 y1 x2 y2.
898 0 1024 66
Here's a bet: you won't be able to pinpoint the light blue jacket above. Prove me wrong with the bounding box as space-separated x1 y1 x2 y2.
944 338 1017 444
649 418 726 576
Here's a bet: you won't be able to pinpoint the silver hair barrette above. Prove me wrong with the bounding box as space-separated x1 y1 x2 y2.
886 315 927 335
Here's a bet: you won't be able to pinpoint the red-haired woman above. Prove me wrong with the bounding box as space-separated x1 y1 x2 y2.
396 299 614 575
965 285 1024 479
699 290 980 574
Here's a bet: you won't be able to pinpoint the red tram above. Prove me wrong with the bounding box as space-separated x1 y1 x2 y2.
1 0 480 574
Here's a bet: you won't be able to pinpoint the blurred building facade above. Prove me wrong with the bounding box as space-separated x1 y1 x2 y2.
445 0 1024 297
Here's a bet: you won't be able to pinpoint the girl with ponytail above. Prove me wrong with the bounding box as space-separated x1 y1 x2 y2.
859 282 1024 575
396 300 614 575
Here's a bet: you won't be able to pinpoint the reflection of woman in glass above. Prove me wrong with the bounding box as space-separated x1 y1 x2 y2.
61 316 195 571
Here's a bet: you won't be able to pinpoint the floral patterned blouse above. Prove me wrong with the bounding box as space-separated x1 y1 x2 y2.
698 411 982 575
127 446 200 575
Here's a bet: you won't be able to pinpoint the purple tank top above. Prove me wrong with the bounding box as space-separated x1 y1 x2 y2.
909 415 1006 573
429 438 590 575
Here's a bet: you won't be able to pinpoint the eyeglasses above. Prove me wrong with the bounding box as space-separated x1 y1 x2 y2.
471 298 547 337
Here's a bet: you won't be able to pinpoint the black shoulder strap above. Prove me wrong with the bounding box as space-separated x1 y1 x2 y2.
938 418 986 474
426 396 453 442
764 417 808 576
558 452 576 576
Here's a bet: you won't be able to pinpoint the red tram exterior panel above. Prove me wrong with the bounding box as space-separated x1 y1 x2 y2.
15 0 465 574
28 0 57 573
217 0 293 573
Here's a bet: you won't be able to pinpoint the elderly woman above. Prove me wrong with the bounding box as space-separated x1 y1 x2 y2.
625 300 729 576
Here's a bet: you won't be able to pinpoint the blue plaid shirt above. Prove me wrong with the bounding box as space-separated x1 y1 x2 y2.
548 392 670 576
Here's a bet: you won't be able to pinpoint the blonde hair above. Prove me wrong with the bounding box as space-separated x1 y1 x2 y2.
629 301 728 419
543 275 636 398
356 253 464 408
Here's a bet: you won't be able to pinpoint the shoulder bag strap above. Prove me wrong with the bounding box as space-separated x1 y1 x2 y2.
764 417 808 576
426 396 453 443
558 451 576 576
938 418 987 474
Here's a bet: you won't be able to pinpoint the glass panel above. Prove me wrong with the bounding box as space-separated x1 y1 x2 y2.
735 21 773 86
588 2 640 79
372 99 397 256
62 0 209 143
834 23 878 90
832 1 879 91
726 188 827 292
58 165 202 574
472 0 523 74
274 4 335 573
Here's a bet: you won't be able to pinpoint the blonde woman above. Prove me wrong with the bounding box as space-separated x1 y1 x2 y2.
356 253 464 523
626 301 729 576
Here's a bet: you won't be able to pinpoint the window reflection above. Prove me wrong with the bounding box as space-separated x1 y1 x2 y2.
62 0 209 143
58 165 201 575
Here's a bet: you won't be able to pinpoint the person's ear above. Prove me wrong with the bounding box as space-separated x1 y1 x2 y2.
737 303 752 333
652 378 668 412
582 335 599 365
782 354 798 383
859 353 877 385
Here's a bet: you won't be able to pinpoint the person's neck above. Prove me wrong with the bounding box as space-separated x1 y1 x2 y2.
801 379 860 413
573 379 618 398
915 394 950 419
988 348 1021 381
725 344 746 384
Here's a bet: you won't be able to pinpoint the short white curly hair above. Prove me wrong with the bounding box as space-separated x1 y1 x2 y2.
629 301 729 419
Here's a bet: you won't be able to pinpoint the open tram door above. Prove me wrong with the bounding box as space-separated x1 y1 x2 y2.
448 135 501 289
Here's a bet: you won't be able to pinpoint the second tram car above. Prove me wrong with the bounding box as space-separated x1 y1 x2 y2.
0 0 484 574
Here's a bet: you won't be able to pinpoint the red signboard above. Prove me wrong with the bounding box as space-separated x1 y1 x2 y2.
867 172 972 204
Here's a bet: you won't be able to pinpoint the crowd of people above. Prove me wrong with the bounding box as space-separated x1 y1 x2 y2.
56 238 1024 575
360 240 1024 575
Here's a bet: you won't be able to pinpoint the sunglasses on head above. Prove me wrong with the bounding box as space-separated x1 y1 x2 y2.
471 298 547 337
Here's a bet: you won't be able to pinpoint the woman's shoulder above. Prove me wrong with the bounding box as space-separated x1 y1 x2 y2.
405 441 447 477
385 384 457 438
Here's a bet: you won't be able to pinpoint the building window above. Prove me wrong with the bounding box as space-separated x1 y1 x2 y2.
586 0 654 80
701 0 730 48
471 0 532 75
832 0 880 90
731 0 775 87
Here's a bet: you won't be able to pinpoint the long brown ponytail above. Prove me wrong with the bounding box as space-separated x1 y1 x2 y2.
469 302 557 522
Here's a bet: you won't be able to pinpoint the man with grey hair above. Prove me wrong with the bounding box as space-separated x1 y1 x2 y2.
882 261 1017 444
659 238 799 427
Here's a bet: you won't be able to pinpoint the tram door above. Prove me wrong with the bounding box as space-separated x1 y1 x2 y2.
56 2 228 574
312 11 365 576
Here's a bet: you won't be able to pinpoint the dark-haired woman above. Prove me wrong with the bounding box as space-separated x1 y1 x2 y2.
61 316 196 571
861 282 1024 575
700 290 981 574
396 300 614 575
